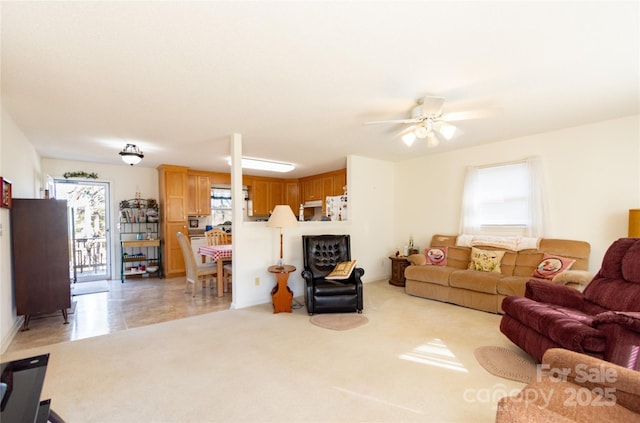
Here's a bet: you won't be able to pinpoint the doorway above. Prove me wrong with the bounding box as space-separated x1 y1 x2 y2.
54 179 112 282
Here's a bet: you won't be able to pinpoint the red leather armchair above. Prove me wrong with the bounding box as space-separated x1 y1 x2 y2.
500 237 640 369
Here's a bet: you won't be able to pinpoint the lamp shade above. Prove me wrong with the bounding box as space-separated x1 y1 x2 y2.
267 205 298 266
267 205 299 229
629 209 640 237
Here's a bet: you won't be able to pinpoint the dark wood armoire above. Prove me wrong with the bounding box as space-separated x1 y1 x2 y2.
11 199 71 330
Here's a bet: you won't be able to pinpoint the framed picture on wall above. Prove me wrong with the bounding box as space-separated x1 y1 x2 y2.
1 177 12 209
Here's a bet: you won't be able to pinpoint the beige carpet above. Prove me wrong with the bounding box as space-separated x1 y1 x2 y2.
310 313 368 330
4 281 527 422
474 345 538 383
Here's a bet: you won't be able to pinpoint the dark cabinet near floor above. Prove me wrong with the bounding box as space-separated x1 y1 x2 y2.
389 256 410 287
11 199 71 330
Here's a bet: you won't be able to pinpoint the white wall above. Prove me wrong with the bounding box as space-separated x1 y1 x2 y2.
1 106 42 352
231 154 396 309
394 115 640 273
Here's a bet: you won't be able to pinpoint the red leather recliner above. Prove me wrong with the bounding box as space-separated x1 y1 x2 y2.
500 237 640 369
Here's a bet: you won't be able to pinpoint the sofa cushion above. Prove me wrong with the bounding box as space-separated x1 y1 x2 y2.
450 269 500 294
583 278 640 312
581 239 640 311
501 296 606 353
537 238 591 271
404 265 453 287
621 239 640 283
442 246 470 269
496 276 536 296
532 254 576 280
513 250 544 277
468 247 505 273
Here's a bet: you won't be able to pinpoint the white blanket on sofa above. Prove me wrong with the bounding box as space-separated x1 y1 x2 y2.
456 234 541 251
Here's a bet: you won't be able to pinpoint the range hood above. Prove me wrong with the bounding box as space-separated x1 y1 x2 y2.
303 200 323 208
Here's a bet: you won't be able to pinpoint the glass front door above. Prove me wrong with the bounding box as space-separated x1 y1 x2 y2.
54 179 112 282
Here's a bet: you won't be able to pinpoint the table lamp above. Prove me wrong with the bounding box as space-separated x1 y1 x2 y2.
629 209 640 238
267 205 299 268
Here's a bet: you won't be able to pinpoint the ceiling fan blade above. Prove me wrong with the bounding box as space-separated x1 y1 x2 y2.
364 118 422 125
441 109 498 122
396 125 419 137
421 96 445 115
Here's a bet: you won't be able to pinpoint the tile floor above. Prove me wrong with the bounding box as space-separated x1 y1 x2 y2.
5 276 231 354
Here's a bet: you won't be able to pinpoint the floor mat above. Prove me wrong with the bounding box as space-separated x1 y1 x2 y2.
474 346 537 383
71 280 110 296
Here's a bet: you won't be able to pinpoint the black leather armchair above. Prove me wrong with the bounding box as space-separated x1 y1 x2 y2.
301 234 364 315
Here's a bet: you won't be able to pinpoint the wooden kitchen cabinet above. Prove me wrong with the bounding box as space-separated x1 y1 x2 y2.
164 221 188 276
269 180 284 208
285 180 300 216
332 170 346 195
187 173 211 216
302 178 322 202
250 177 284 216
300 169 347 214
11 199 71 330
251 179 269 216
158 165 188 277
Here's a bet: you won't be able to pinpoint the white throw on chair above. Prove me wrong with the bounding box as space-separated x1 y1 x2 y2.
176 232 218 296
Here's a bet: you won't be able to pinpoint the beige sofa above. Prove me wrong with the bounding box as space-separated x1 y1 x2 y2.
404 234 591 313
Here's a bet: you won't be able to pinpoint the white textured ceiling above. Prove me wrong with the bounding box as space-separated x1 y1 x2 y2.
1 1 638 178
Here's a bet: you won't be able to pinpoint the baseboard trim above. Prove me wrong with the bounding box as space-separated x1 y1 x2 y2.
0 315 24 355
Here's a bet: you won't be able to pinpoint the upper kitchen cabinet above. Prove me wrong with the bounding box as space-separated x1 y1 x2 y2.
300 169 347 213
158 165 188 223
250 176 284 216
285 180 300 215
187 171 211 216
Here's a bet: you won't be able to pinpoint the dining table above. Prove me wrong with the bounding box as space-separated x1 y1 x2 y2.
197 244 232 297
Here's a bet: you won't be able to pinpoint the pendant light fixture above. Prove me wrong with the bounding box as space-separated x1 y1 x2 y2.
119 144 144 166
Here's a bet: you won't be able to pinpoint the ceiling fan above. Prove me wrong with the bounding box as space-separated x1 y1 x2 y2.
364 96 468 147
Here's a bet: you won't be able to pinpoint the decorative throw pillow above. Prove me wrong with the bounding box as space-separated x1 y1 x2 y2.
468 247 505 273
326 260 357 280
424 247 447 266
533 254 576 280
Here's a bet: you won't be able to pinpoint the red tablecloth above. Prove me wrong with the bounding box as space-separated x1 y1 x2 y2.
197 244 232 298
198 244 232 261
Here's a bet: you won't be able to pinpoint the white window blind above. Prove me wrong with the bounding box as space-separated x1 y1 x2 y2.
460 157 547 237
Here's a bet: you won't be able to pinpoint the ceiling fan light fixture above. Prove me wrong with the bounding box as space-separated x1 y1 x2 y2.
401 132 416 146
119 143 144 166
426 134 440 148
415 126 428 139
438 124 457 140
